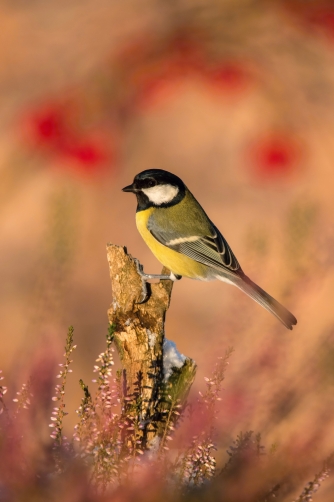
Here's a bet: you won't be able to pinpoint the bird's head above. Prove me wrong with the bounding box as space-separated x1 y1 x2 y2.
122 169 185 208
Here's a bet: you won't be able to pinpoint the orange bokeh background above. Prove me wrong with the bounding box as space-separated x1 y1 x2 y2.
1 1 334 499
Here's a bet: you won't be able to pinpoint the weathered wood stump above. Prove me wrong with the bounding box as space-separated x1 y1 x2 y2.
107 244 196 450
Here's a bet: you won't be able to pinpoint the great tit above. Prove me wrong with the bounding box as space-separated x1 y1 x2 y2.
122 169 297 330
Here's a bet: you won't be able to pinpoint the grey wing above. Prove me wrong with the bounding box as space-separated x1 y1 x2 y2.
148 218 241 275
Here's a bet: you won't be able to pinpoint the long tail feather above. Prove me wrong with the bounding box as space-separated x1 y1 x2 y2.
219 274 297 330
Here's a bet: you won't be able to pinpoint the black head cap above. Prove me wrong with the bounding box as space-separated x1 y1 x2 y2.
122 169 186 210
123 169 184 191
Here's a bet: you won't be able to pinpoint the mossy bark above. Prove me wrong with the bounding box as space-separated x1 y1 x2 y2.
107 244 196 449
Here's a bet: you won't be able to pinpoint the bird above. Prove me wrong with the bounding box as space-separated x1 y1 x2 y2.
122 169 297 330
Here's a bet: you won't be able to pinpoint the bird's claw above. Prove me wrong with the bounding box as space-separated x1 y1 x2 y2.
134 259 151 304
134 259 182 304
136 280 150 304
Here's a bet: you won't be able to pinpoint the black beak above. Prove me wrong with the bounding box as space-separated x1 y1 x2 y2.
122 183 136 193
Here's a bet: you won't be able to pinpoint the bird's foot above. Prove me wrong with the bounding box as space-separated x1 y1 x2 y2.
134 259 181 304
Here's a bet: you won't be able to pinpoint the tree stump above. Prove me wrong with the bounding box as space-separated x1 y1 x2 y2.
107 244 196 451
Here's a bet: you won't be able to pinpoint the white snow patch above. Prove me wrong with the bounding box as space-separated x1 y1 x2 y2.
125 318 132 326
163 338 186 381
147 329 157 348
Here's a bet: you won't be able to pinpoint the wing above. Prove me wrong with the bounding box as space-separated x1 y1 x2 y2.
148 218 241 275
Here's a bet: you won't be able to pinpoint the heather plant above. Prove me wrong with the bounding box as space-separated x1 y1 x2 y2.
0 244 332 502
0 323 332 502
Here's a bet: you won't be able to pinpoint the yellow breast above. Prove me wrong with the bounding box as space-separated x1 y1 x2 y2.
135 208 208 279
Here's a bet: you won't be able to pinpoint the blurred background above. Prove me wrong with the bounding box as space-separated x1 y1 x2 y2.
1 0 334 497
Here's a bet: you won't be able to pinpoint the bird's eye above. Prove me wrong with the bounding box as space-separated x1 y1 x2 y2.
147 179 156 188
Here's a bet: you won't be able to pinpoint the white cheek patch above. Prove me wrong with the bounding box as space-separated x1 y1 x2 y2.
142 184 179 205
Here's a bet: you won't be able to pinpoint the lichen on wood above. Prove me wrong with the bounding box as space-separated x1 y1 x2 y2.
107 244 196 450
